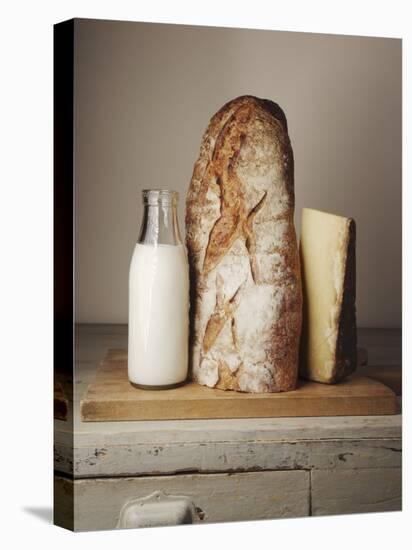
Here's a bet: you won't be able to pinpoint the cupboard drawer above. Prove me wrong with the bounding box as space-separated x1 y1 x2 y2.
311 467 402 515
55 470 310 531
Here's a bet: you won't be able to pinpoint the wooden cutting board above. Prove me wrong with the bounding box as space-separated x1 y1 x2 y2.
80 349 398 422
361 365 402 395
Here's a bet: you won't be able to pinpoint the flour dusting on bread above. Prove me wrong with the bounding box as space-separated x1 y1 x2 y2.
186 95 302 393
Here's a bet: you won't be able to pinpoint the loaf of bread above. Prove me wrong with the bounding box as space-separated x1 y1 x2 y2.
299 208 357 383
186 95 302 393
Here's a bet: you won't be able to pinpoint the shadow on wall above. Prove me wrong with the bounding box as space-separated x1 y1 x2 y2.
22 506 53 524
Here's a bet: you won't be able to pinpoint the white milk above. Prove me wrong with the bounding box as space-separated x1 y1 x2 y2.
128 243 189 387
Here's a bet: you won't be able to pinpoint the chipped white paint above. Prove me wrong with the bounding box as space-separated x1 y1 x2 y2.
55 437 401 478
311 468 402 515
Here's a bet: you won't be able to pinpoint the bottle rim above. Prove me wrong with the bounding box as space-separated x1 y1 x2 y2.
142 189 179 205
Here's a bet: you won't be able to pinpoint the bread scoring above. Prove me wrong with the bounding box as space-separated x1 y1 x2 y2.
186 95 302 392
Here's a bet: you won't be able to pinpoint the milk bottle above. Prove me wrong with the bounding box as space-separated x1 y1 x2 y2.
128 190 189 388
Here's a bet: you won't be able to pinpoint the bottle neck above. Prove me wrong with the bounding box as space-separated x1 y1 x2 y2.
138 203 183 246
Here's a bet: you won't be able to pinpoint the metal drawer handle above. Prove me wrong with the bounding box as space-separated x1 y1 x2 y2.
117 490 198 529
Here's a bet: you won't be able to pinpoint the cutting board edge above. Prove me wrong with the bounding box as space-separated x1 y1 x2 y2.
80 392 398 422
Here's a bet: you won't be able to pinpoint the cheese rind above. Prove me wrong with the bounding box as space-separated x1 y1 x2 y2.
299 208 357 384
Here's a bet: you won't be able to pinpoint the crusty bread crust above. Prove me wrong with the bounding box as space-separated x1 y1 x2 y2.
186 96 302 392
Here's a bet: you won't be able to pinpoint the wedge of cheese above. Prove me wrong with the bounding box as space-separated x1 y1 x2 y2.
299 208 357 384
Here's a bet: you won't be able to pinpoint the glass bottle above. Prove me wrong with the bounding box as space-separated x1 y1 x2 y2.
128 190 189 389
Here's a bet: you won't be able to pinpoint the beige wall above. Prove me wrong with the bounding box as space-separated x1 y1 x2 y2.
74 19 401 327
